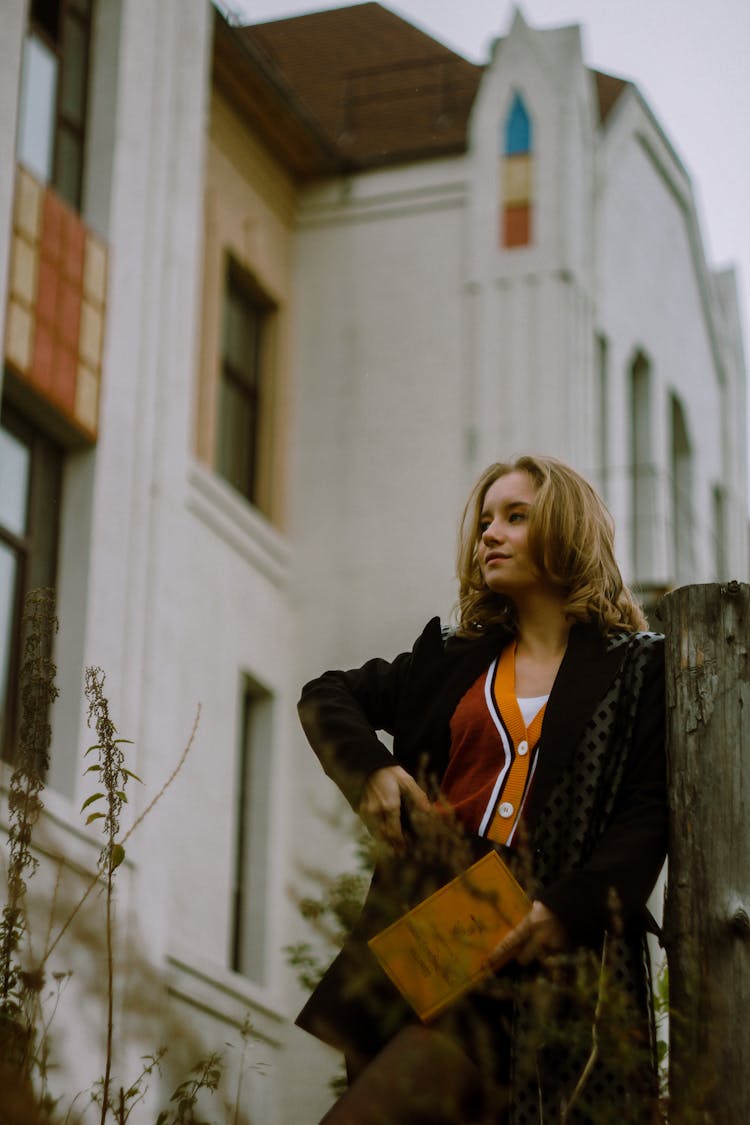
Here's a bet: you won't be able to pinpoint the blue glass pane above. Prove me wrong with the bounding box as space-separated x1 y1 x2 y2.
17 34 58 182
504 93 532 155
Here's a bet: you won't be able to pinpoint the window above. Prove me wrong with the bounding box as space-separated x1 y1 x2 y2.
500 92 533 248
629 352 655 583
670 394 694 583
230 679 273 983
16 0 94 211
216 261 275 510
712 484 727 580
0 400 63 762
596 334 609 501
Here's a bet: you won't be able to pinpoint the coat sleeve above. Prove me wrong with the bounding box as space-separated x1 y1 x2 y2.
297 625 431 812
537 639 667 946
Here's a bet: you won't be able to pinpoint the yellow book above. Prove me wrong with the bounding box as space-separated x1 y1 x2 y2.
368 849 531 1022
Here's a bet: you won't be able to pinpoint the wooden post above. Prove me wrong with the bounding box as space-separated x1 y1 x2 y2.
661 582 750 1123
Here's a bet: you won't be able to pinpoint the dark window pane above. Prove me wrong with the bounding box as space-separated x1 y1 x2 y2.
55 126 83 209
0 403 63 765
217 376 258 501
223 282 262 388
217 264 271 505
28 437 62 590
60 11 88 126
231 682 272 982
31 0 62 44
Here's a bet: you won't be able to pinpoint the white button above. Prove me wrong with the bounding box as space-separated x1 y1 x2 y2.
518 740 529 756
499 801 514 818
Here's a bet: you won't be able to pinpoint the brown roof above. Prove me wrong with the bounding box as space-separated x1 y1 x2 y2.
240 3 484 169
230 4 631 173
592 69 629 124
213 8 342 179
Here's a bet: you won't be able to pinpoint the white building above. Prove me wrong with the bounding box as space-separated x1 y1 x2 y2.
0 2 746 1121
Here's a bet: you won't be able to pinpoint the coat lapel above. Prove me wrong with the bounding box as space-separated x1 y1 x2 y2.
523 624 629 827
396 619 509 780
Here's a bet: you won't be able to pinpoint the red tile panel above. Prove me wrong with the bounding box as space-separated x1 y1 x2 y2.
54 346 77 413
63 211 85 286
31 321 55 393
503 204 532 248
59 280 82 350
41 190 65 263
5 167 107 443
36 257 59 327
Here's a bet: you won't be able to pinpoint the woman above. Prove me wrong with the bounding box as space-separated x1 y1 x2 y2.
296 456 667 1124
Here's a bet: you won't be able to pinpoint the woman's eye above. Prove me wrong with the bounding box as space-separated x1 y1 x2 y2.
508 511 526 523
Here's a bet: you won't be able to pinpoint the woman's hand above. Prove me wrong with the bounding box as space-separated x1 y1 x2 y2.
358 765 432 851
488 900 568 967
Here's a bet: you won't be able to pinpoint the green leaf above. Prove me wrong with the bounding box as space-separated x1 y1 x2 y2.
81 792 104 812
110 844 126 869
86 811 106 825
84 764 101 774
114 738 134 745
124 769 143 784
84 744 102 757
116 790 127 802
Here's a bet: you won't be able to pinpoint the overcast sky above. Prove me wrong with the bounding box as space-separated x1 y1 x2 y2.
227 0 750 386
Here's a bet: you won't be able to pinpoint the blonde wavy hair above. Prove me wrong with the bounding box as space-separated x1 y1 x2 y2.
455 455 647 636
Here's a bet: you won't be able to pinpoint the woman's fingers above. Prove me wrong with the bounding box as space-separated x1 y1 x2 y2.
487 901 568 968
358 766 431 849
488 913 532 967
399 771 433 813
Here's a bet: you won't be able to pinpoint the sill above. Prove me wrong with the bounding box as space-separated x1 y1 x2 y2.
186 461 290 589
166 941 287 1046
0 774 117 876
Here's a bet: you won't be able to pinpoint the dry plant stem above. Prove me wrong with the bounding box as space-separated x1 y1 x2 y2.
101 861 114 1125
560 937 609 1123
0 589 57 1020
84 666 124 1125
42 704 201 966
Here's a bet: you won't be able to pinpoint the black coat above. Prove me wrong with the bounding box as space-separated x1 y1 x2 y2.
297 618 667 1121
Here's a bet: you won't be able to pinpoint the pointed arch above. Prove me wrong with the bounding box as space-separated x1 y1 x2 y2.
629 350 655 582
670 392 694 582
504 92 532 155
500 90 533 248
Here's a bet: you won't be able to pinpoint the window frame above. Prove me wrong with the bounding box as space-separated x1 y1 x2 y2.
21 0 94 212
216 257 276 513
0 400 63 764
230 676 273 983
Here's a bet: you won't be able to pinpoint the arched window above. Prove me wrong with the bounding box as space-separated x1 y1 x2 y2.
629 352 655 582
500 92 533 248
670 394 694 582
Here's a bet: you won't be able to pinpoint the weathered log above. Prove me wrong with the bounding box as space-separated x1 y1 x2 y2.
661 582 750 1124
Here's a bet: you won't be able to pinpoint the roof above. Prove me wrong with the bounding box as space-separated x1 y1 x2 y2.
227 3 631 173
212 8 342 178
240 2 484 169
592 70 629 124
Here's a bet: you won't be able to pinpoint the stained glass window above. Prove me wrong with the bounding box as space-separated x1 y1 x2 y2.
500 92 533 249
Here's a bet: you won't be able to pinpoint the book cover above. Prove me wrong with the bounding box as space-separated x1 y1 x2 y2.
367 849 531 1022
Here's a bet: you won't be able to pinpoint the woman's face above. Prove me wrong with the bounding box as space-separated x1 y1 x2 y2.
477 471 539 597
